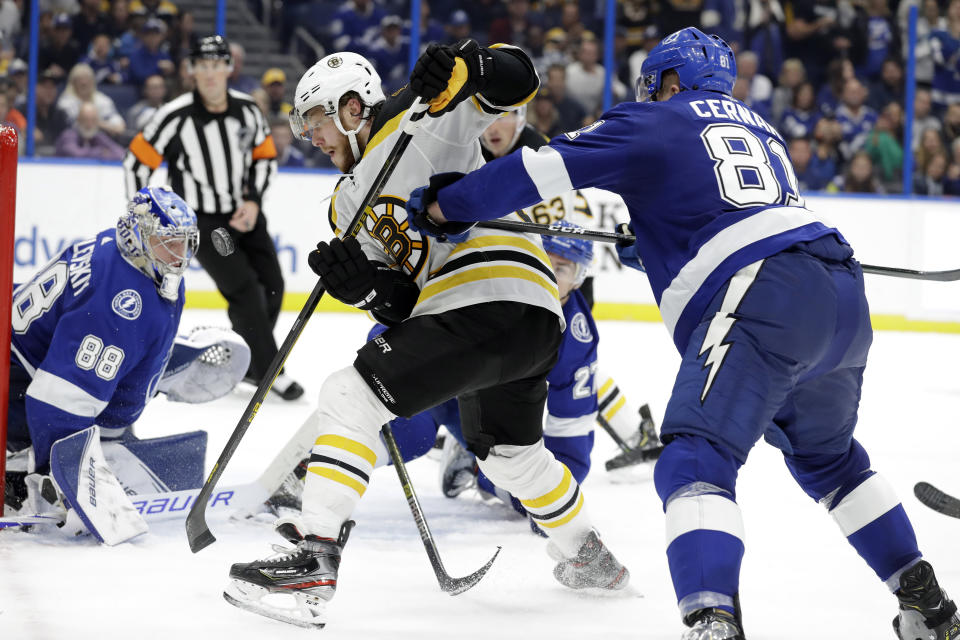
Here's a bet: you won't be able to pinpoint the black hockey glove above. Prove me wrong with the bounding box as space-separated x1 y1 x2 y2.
410 39 493 115
308 237 421 322
407 172 476 242
614 222 645 272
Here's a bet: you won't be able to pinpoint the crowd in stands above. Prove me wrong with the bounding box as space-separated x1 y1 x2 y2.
3 0 960 195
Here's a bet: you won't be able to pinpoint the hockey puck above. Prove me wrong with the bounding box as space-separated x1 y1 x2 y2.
211 227 235 256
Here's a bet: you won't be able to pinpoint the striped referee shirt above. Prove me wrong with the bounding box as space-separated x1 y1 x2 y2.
123 89 277 215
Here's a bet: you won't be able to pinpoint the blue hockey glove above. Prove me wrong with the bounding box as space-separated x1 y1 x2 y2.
615 222 645 272
407 172 476 243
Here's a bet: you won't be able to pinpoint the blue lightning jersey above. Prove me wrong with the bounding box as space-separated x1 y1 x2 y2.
437 91 841 353
10 230 184 467
931 28 960 105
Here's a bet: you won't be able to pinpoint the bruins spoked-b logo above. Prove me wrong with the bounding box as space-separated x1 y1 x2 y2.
363 195 429 279
328 56 342 68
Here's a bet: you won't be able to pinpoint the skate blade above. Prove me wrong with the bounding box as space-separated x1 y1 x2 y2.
224 579 327 629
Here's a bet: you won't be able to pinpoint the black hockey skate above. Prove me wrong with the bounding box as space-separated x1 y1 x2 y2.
551 530 629 590
263 458 309 516
224 519 354 629
681 608 745 640
605 404 664 471
893 560 960 640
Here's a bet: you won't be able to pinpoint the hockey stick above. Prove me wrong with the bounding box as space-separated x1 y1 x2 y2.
914 482 960 519
185 98 431 553
381 422 500 594
476 219 960 282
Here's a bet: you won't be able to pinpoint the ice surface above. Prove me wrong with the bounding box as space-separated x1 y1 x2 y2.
2 310 957 640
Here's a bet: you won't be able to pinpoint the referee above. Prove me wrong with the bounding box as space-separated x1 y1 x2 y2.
123 35 303 400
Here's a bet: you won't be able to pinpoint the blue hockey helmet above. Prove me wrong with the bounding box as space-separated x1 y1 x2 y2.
541 220 594 287
637 27 735 102
117 186 199 301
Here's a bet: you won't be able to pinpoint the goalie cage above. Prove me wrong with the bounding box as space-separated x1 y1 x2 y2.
0 125 18 505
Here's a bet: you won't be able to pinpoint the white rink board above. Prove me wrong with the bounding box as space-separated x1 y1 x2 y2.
13 160 960 320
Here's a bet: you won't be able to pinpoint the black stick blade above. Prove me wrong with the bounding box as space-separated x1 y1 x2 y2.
441 546 501 595
914 482 960 518
185 507 216 553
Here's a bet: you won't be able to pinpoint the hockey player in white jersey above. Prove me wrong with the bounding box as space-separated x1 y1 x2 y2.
5 187 251 544
223 43 628 629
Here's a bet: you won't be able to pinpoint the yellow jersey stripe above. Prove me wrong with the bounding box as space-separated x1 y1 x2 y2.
522 465 573 509
449 234 551 264
308 466 368 496
603 396 627 423
419 264 559 303
537 494 585 529
314 434 377 466
362 109 408 159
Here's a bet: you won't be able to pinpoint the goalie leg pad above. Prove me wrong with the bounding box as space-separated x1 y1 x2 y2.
49 426 148 545
102 430 207 493
479 440 592 557
298 366 396 538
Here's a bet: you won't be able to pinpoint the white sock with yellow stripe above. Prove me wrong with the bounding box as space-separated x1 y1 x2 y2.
478 440 592 557
299 366 396 538
596 370 639 441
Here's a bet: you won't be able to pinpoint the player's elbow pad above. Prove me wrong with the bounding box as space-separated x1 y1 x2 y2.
367 266 421 326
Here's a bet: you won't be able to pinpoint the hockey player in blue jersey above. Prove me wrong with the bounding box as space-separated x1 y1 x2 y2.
409 27 960 640
4 186 209 544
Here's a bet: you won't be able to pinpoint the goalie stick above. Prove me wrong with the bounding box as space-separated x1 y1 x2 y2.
914 482 960 519
2 417 317 531
475 219 960 282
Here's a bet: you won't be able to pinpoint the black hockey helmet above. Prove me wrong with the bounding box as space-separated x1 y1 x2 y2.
191 35 232 65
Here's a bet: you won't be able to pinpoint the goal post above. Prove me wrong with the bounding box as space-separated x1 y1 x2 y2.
0 126 18 505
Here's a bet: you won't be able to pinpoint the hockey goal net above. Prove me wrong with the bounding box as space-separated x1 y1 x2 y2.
0 125 17 504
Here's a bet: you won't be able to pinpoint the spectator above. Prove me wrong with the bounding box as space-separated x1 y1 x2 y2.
227 43 258 95
701 0 746 51
565 38 625 119
915 126 948 174
270 118 305 168
260 68 292 120
747 0 786 80
128 18 174 86
861 0 899 80
55 101 126 160
792 136 833 191
7 59 27 105
57 63 127 139
736 50 774 119
529 88 563 139
930 0 960 109
445 10 472 43
831 150 884 193
23 70 71 154
835 77 877 160
868 58 905 111
172 57 195 96
39 13 82 80
170 10 198 64
864 106 904 190
0 0 21 44
489 0 540 49
914 150 949 195
898 0 945 86
107 0 132 40
81 33 125 85
812 116 842 175
912 88 943 151
943 102 960 140
535 27 571 78
772 57 806 123
368 15 409 93
658 0 705 37
330 0 386 54
414 0 447 45
127 73 167 131
129 0 179 26
72 0 110 53
620 0 659 53
945 137 960 193
249 87 271 120
0 86 25 135
628 24 663 85
463 0 505 40
544 64 586 132
816 57 854 118
780 80 821 139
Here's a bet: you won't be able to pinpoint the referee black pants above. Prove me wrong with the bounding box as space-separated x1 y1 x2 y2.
195 212 285 380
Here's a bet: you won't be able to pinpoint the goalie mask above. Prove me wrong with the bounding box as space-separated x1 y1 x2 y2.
117 186 199 302
290 51 386 165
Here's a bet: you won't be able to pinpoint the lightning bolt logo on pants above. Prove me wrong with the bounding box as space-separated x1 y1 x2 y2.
698 259 764 403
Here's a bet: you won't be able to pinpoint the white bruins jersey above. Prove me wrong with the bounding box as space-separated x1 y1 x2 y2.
329 79 563 328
